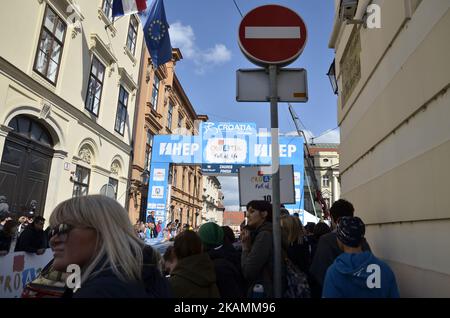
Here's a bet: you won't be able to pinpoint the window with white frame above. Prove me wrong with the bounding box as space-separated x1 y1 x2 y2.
151 75 160 110
102 0 114 21
114 86 128 135
322 175 330 188
73 165 90 197
85 56 105 116
144 131 154 171
126 15 138 55
167 101 173 130
34 5 67 84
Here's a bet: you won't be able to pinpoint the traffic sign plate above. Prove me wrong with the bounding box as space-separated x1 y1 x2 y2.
238 5 308 67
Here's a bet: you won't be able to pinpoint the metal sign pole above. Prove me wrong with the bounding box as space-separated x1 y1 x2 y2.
269 64 282 298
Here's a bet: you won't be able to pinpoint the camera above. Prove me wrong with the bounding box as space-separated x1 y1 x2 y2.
340 0 359 21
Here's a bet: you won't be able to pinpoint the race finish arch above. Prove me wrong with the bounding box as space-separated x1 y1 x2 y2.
145 122 304 244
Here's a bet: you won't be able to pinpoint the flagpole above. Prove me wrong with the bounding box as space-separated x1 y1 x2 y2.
105 15 126 30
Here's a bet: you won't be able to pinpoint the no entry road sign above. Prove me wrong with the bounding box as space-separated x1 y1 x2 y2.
238 5 308 67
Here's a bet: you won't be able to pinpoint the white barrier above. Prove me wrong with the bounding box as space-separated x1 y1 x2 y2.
0 249 53 298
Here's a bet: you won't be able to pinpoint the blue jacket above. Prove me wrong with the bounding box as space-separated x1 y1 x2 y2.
322 251 400 298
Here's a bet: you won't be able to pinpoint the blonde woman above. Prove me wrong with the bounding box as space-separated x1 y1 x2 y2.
49 195 157 298
280 215 311 273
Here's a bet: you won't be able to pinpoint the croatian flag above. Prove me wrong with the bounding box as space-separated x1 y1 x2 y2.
112 0 147 18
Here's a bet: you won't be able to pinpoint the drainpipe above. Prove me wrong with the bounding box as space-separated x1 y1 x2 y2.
125 42 145 216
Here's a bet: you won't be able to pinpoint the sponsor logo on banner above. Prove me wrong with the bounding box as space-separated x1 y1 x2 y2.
205 138 247 163
295 188 301 201
156 204 165 210
294 172 301 186
201 122 256 136
147 203 157 209
151 186 164 199
153 169 166 181
155 210 165 217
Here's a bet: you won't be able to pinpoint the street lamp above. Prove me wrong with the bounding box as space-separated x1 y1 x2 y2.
327 59 338 95
141 169 150 186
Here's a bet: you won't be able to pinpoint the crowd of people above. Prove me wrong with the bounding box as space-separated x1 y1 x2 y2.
1 194 400 298
0 197 49 256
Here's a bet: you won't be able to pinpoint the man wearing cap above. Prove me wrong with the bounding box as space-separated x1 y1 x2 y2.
322 216 399 298
198 222 245 297
310 199 371 297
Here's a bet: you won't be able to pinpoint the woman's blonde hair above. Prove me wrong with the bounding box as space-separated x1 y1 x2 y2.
280 215 306 246
49 195 144 284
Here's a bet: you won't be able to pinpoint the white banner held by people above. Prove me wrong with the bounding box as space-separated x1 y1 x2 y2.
0 249 53 298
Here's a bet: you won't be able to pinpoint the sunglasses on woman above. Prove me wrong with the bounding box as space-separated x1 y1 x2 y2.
50 223 75 238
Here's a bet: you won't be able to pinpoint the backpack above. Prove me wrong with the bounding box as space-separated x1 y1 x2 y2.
283 257 311 298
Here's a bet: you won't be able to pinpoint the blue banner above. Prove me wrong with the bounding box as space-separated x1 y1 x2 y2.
151 135 303 166
146 125 305 244
284 164 305 212
146 162 170 244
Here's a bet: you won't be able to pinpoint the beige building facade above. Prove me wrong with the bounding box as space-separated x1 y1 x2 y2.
329 0 450 296
129 46 207 227
202 176 225 226
304 143 340 216
0 0 144 220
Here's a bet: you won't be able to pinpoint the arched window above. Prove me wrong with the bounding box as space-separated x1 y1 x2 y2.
8 115 53 147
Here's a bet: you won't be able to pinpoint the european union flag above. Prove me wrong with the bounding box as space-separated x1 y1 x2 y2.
139 0 172 67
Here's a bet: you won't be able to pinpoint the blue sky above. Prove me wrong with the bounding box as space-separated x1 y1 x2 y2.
162 0 339 209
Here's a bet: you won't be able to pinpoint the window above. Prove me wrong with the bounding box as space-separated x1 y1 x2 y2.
102 0 114 21
193 177 197 196
322 175 330 188
151 75 160 110
9 115 53 147
126 15 138 55
167 102 173 130
34 6 67 84
73 165 90 197
115 86 128 135
168 164 173 184
173 166 177 187
188 173 192 194
85 56 105 116
144 131 154 171
182 169 186 191
108 177 118 200
178 113 183 129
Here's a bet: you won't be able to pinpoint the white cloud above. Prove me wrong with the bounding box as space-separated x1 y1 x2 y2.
313 129 340 144
169 22 196 58
169 21 232 74
203 44 232 64
217 176 240 209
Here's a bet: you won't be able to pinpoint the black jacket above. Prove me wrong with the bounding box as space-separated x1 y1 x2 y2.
285 239 311 274
71 270 149 298
14 226 46 253
142 264 172 298
207 245 245 298
0 230 12 252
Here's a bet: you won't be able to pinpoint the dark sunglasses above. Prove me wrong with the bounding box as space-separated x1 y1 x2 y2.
50 224 74 238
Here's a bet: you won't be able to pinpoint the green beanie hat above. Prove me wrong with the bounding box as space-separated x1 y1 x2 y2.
198 222 224 247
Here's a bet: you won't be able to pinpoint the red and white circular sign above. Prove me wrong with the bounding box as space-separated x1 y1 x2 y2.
238 5 308 67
